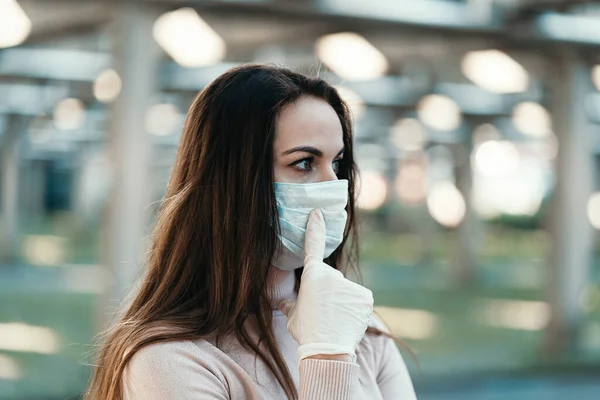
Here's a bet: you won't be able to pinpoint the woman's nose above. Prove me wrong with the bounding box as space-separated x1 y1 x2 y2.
317 166 339 183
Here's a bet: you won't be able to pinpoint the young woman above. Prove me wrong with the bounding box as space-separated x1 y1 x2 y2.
87 64 417 399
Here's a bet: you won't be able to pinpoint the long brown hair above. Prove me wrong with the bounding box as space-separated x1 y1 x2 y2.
86 64 363 399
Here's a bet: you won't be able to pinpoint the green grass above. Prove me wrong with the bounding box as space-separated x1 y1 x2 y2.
0 292 95 400
2 262 598 399
372 284 543 368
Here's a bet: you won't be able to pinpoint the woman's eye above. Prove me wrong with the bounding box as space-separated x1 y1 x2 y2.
294 158 313 172
332 159 342 174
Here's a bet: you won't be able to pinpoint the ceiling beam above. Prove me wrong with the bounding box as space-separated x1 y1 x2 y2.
18 0 112 41
11 0 600 51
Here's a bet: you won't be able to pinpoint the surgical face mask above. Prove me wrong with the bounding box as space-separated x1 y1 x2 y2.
272 179 348 270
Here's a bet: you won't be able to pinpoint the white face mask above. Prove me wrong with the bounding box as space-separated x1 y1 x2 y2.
272 179 349 270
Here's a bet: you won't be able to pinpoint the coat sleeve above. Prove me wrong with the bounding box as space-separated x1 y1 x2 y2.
298 358 360 400
123 341 230 400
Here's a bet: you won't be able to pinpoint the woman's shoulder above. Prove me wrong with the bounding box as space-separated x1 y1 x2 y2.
127 337 225 372
124 338 231 399
129 337 205 359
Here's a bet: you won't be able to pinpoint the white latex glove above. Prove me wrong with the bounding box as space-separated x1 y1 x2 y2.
279 209 374 362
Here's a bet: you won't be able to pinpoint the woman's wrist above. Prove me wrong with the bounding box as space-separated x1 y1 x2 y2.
305 354 353 363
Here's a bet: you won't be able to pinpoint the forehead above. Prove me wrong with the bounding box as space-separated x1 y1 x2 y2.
274 96 344 150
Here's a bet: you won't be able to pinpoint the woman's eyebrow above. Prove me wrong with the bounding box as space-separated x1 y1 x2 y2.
281 146 345 157
281 146 322 157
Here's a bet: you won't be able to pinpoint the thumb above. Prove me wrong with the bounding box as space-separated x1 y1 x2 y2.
304 209 326 263
278 299 295 316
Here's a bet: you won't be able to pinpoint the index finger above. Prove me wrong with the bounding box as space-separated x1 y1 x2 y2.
304 209 326 263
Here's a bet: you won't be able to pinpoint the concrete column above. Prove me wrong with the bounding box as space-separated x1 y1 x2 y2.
0 115 28 263
453 130 479 286
22 159 45 218
102 4 160 306
544 53 594 358
1 133 19 263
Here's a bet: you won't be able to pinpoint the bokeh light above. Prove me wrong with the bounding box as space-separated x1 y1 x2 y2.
0 323 59 354
357 170 388 210
316 32 388 81
53 98 86 131
0 0 32 48
592 65 600 91
587 192 600 229
94 69 122 103
427 181 466 227
473 140 520 178
375 306 438 340
462 49 529 94
476 299 550 331
23 235 67 267
153 8 226 67
395 160 427 205
473 157 545 218
512 102 552 138
390 118 427 151
472 123 502 145
417 94 462 131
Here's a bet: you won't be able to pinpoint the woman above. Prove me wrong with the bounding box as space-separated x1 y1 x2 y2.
87 64 417 399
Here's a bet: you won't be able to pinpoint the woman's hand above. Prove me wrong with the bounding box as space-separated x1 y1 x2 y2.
278 209 374 362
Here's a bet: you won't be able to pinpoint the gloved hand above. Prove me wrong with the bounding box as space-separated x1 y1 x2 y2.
279 208 374 362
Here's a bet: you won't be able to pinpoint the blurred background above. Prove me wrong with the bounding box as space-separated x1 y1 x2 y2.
1 0 600 399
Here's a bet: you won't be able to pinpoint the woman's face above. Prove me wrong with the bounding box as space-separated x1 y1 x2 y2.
273 96 345 184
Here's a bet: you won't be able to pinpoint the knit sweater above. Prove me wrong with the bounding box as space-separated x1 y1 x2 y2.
123 268 417 399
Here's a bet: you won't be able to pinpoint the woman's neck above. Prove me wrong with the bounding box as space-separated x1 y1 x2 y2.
267 267 297 310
